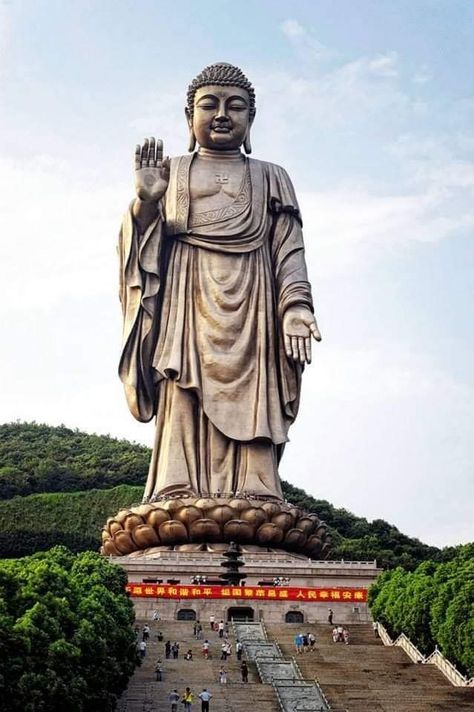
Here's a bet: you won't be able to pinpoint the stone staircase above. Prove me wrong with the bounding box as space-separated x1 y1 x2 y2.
234 621 336 712
117 619 280 712
265 622 474 712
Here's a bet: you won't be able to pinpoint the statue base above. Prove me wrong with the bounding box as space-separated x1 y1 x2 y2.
101 495 331 559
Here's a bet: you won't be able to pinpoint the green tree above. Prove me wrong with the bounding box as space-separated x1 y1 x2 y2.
0 546 137 711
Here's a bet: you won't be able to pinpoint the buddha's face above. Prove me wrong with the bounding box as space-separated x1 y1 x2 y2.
188 85 252 150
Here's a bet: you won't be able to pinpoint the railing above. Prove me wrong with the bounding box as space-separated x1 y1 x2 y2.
425 649 474 688
375 622 474 687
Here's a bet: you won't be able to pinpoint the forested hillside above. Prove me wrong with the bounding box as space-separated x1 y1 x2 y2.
369 544 474 676
0 422 148 498
0 422 443 566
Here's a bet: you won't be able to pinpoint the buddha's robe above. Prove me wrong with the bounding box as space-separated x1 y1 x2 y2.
118 154 314 500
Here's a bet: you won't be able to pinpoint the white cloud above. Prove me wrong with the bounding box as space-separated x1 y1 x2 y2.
0 156 130 313
279 18 335 63
368 51 399 78
412 64 432 84
281 342 474 547
280 19 305 39
299 182 474 280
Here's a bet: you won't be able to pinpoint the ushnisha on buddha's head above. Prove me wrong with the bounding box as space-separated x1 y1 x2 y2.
185 62 256 154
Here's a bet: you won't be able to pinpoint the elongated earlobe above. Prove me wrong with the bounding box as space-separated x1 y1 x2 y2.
243 128 252 154
188 129 196 152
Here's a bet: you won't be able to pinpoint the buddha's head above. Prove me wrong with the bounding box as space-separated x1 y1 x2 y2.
186 62 256 154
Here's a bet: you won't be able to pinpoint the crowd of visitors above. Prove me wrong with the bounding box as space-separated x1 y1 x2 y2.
133 612 353 711
332 625 350 644
294 631 316 653
136 610 250 694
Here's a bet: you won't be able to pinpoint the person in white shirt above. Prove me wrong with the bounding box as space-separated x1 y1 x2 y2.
198 688 213 712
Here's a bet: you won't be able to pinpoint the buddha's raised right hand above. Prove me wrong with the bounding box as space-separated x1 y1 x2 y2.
134 137 170 202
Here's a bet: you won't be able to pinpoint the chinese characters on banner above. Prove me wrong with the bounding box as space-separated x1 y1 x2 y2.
125 584 367 602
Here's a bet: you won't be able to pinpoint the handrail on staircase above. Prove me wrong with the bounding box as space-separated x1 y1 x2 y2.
375 621 474 687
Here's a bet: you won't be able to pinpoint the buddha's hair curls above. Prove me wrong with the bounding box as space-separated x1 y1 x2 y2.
187 62 256 119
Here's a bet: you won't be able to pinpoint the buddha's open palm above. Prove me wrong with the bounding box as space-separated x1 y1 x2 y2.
135 137 170 202
283 305 322 364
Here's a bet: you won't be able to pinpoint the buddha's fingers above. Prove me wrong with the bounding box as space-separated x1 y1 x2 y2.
310 321 322 342
148 137 156 167
298 337 306 364
304 337 312 364
290 336 299 362
162 156 171 180
284 332 292 359
135 144 142 170
141 139 149 167
156 139 163 165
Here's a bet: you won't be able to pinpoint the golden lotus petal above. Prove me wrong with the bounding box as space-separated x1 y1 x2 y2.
260 502 281 517
113 530 136 555
158 520 189 544
102 540 120 556
305 535 323 557
161 498 185 512
189 518 222 542
271 511 295 532
223 519 255 543
256 522 284 546
115 509 132 525
123 514 144 531
174 505 204 526
108 520 123 536
240 506 268 528
295 516 316 534
284 528 307 550
227 498 251 512
146 508 171 530
132 503 155 518
193 498 217 511
207 505 235 525
132 524 160 548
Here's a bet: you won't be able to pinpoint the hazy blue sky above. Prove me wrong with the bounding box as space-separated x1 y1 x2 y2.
1 0 473 547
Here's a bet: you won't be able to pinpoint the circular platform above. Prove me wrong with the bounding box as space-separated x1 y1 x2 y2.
101 495 331 559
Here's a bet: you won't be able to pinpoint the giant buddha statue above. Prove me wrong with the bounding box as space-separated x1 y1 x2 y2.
102 63 330 559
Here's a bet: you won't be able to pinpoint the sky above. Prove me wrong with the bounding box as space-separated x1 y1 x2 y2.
0 0 473 548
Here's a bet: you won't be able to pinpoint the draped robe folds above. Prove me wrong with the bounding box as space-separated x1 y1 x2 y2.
118 154 314 501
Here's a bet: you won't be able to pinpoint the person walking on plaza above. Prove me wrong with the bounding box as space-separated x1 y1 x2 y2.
172 642 180 659
218 620 225 638
196 621 203 639
240 660 248 683
154 658 163 681
142 624 150 642
139 640 147 658
218 667 227 684
328 608 333 625
198 688 213 712
308 632 316 651
202 640 210 659
165 640 171 659
236 639 243 660
169 689 180 712
182 687 193 712
209 615 215 630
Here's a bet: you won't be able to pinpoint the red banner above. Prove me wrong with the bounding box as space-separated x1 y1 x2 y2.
125 583 367 603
